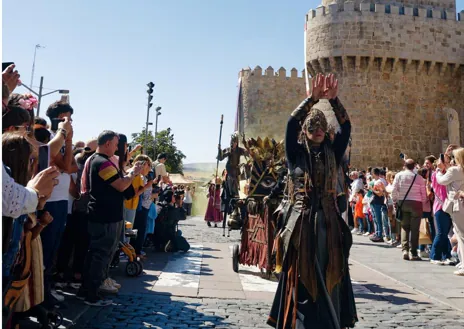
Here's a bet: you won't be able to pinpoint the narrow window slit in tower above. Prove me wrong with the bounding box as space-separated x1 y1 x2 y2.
334 57 343 72
374 57 382 71
424 61 432 74
347 56 356 71
360 57 370 71
386 58 394 72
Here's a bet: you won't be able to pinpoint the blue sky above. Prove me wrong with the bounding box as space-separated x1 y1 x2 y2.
3 1 463 163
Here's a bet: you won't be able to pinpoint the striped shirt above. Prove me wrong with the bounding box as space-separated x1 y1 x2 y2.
391 169 427 205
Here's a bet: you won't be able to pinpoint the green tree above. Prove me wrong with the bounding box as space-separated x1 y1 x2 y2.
130 128 186 174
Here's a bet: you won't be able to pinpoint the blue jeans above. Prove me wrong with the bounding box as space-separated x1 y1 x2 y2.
371 204 384 237
365 213 373 233
41 200 68 296
430 210 452 261
41 201 69 270
2 215 27 278
356 217 364 232
381 205 390 238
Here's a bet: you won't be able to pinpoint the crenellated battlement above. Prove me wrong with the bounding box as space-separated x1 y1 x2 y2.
239 66 305 79
305 1 464 70
305 2 461 21
306 56 464 76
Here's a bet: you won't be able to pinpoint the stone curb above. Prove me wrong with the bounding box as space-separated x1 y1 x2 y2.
350 257 464 314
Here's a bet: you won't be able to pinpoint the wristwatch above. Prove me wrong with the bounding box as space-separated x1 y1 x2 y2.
57 128 68 139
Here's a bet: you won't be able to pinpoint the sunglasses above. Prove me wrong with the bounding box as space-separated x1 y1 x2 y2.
14 125 31 133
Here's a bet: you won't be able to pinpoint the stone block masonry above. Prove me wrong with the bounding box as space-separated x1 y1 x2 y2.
237 66 306 143
304 0 464 169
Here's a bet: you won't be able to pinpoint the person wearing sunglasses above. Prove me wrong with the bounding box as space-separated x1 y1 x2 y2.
2 103 31 134
267 74 356 329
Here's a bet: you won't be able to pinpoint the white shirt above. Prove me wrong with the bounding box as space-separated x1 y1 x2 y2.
2 163 38 217
153 161 167 177
436 166 464 197
48 172 71 202
184 190 193 203
391 169 427 204
349 178 364 202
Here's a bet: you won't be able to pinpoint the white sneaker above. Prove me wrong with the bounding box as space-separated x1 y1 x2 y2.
351 228 359 234
363 232 370 236
456 262 462 268
99 279 118 294
419 251 429 258
430 260 444 265
51 289 65 302
443 259 456 266
108 278 121 289
453 269 464 276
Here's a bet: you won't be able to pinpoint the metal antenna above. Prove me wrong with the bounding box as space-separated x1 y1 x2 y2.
30 44 44 89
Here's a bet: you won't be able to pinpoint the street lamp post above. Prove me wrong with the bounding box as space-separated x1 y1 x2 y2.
30 44 44 89
145 82 155 154
21 76 69 116
154 107 162 155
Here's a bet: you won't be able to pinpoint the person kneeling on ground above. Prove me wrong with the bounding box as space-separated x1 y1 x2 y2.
153 189 190 253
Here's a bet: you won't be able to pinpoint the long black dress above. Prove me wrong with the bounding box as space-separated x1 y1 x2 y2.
267 97 358 329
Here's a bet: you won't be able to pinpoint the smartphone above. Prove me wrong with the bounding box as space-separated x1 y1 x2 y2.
399 153 405 160
158 175 162 182
440 153 445 163
51 118 65 131
38 145 50 173
2 62 14 71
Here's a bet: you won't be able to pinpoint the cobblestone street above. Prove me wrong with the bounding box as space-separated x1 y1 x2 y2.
62 216 464 328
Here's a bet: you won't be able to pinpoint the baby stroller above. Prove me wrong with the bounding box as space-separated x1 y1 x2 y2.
110 221 144 277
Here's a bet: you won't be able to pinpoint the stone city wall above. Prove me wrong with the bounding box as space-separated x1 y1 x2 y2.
238 66 306 142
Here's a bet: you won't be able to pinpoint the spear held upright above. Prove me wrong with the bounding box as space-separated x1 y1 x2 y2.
213 114 224 208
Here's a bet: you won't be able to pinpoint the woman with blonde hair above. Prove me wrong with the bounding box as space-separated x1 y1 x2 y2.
436 148 464 275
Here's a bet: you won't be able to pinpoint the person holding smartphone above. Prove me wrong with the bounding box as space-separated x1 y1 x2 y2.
77 131 143 306
129 155 155 258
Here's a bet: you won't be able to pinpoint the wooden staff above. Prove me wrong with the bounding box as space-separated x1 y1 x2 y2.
213 114 224 208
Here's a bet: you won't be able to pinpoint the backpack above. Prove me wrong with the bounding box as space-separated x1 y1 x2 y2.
73 159 91 213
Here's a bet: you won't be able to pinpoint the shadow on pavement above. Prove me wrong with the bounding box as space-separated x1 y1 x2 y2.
73 294 229 329
355 283 431 306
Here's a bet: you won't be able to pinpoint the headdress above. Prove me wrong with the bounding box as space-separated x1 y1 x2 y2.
230 132 239 144
303 109 328 134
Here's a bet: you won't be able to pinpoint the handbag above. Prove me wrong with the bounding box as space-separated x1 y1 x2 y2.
419 218 432 245
442 191 455 214
395 174 417 222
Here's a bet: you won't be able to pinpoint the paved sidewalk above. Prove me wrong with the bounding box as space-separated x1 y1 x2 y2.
18 216 464 328
350 234 464 312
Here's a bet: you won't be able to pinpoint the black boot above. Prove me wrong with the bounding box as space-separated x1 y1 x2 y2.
207 221 211 227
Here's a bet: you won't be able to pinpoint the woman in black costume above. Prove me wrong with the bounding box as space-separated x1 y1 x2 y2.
267 74 357 329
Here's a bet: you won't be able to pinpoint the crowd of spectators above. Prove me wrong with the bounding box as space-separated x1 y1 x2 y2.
2 64 195 328
347 144 464 275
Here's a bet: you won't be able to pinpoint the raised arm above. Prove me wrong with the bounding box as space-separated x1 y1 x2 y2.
217 147 231 161
286 97 319 169
436 167 458 186
325 73 351 165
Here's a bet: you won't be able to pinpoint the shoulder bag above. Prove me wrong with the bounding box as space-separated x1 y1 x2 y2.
395 174 417 222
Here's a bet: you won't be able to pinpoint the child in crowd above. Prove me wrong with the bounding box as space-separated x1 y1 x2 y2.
355 190 366 235
363 176 375 236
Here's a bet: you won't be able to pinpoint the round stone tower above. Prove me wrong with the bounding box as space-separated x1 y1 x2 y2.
305 0 463 169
